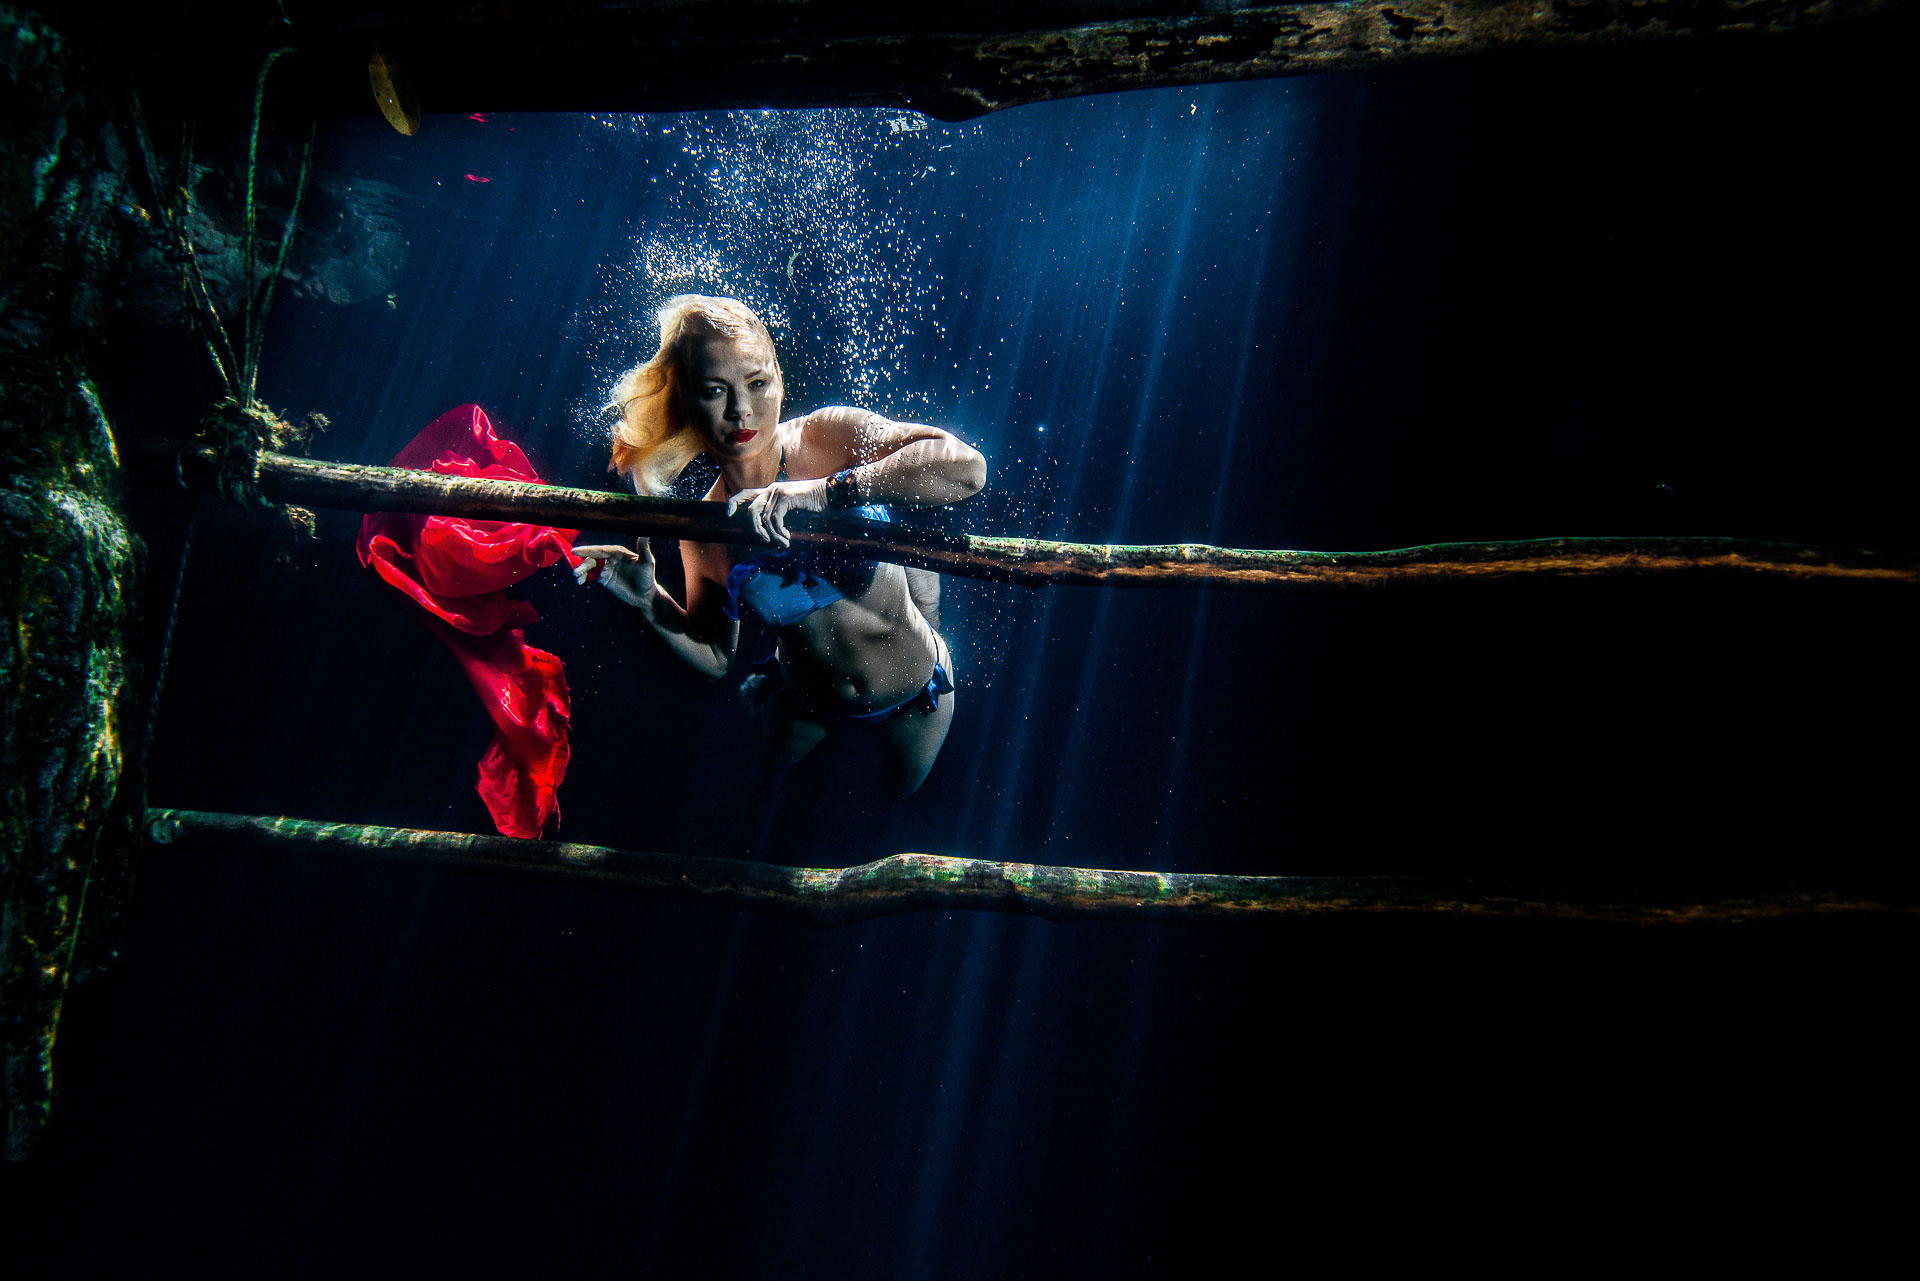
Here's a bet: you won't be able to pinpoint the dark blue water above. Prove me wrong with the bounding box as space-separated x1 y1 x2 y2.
13 21 1917 1274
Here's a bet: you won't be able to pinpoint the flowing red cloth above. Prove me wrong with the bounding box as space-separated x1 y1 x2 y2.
355 404 581 839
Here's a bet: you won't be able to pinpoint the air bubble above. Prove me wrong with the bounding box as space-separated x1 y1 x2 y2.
577 108 953 433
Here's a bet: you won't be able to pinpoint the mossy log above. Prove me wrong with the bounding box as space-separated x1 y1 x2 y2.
99 0 1914 121
200 448 1920 590
147 809 1917 926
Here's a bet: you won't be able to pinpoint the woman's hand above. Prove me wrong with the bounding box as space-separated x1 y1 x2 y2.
726 479 827 549
573 539 656 609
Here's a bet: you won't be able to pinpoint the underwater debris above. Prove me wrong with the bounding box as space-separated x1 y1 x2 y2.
191 403 333 554
195 399 289 504
277 506 319 564
368 50 420 136
199 397 303 454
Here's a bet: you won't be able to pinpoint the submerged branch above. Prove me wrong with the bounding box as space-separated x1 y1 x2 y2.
200 448 1920 590
146 809 1916 926
103 1 1917 121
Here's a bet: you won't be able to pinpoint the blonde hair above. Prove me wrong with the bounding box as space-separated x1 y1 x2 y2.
606 295 782 496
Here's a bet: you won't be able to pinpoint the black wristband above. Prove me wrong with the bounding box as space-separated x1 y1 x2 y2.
824 468 862 508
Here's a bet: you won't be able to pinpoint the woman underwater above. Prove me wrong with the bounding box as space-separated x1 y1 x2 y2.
573 295 987 793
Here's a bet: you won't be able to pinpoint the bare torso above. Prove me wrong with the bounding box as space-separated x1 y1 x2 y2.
683 417 943 714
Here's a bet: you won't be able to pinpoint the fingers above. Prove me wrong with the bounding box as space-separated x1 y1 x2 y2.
734 490 771 544
574 544 637 561
574 543 642 587
726 487 791 546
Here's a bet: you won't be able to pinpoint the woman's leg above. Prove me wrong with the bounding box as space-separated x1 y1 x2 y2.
766 697 831 764
879 630 955 795
741 671 831 764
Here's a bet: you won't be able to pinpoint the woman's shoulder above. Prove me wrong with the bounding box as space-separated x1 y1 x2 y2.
781 407 883 473
784 406 881 440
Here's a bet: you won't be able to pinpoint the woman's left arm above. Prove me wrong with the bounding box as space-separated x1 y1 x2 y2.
821 407 987 506
728 407 986 547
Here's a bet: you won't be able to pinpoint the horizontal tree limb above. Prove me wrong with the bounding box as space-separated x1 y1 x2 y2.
146 809 1918 926
218 448 1920 590
97 1 1914 121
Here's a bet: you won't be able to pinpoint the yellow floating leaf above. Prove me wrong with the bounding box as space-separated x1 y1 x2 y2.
368 50 421 137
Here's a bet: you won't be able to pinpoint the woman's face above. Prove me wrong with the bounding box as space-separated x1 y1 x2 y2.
682 333 783 462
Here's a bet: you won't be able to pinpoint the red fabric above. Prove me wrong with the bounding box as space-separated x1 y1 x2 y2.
355 404 581 839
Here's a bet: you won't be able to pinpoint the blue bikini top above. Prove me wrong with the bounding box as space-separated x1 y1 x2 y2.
719 451 889 628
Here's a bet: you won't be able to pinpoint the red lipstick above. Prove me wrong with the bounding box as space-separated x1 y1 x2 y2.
729 430 757 444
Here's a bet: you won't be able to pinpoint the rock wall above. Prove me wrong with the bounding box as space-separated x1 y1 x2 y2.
118 141 409 324
1 5 143 1162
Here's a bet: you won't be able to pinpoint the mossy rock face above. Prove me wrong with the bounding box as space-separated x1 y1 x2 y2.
0 426 141 1162
2 4 144 1162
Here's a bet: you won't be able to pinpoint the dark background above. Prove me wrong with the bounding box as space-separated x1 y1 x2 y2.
7 14 1916 1274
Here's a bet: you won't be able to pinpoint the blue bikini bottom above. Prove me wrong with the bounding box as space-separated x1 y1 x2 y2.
840 662 954 723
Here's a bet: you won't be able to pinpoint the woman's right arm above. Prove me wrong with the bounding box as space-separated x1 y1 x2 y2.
574 538 735 679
